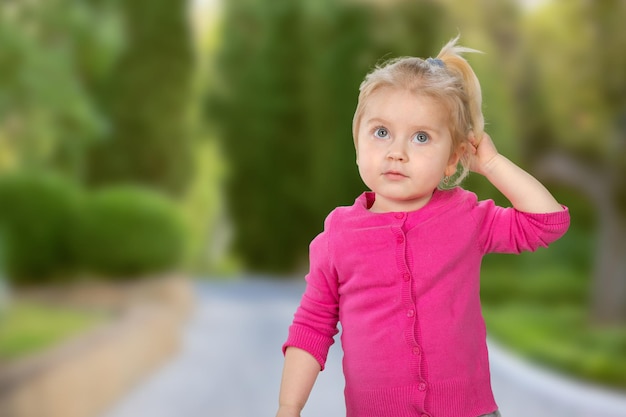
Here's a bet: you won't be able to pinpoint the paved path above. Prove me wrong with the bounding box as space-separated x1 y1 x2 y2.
101 279 626 417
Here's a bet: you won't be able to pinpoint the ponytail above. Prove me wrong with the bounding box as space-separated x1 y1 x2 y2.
437 36 485 142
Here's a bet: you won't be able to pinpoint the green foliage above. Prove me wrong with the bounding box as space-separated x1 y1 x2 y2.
518 0 626 325
483 303 626 390
480 262 588 306
210 0 452 273
86 0 195 196
0 172 82 284
0 172 188 283
179 140 229 274
210 0 312 273
0 0 116 174
74 186 187 278
527 0 626 155
1 0 197 196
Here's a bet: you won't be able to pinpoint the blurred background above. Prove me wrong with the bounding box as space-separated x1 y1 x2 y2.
0 0 625 413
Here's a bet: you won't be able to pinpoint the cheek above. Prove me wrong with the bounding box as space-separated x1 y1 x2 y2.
356 155 371 174
355 145 370 167
356 152 377 178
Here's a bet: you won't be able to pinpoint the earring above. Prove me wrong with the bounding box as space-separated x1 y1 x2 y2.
442 175 450 185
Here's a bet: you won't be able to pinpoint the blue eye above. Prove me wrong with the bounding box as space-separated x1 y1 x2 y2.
373 127 389 139
413 132 430 143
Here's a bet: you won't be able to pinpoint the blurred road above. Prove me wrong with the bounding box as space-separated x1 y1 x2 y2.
101 279 626 417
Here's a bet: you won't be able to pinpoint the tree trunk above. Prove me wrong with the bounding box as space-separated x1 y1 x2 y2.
591 201 626 324
536 152 626 325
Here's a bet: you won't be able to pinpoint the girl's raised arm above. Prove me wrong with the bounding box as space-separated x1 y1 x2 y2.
469 133 564 214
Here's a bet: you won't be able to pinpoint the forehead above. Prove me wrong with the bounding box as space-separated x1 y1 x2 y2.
361 86 449 126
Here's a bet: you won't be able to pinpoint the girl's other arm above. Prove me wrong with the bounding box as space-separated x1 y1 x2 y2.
469 133 564 213
276 347 321 417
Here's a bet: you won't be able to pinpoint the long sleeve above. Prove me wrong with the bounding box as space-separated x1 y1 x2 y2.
473 197 570 254
283 215 340 370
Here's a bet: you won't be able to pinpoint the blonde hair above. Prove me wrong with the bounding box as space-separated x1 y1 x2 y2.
352 35 484 187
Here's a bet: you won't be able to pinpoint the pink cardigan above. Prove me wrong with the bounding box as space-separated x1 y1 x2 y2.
284 188 570 417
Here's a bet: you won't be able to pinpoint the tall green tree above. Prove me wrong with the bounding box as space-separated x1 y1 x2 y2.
210 0 313 272
210 0 450 273
86 0 195 196
524 0 626 324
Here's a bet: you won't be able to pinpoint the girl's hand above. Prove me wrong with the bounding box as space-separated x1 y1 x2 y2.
468 132 499 177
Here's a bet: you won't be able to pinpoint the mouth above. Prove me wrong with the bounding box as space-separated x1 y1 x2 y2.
382 170 408 180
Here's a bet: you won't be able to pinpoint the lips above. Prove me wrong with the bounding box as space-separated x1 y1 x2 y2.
382 170 408 180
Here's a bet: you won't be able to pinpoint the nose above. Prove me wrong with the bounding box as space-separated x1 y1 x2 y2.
386 141 408 162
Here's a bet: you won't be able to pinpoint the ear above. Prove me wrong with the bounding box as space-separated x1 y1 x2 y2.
445 143 465 176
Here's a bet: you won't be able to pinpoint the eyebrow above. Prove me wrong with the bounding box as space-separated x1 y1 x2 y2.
364 117 442 134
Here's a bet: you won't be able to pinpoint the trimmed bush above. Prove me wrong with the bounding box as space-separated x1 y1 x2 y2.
0 172 82 285
74 186 187 278
0 173 188 284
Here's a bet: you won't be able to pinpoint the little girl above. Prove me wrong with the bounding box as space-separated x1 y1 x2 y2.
276 36 570 417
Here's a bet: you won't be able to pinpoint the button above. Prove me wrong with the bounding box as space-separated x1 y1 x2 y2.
403 272 411 281
418 382 427 391
407 309 415 317
396 235 404 243
412 346 421 355
394 213 404 219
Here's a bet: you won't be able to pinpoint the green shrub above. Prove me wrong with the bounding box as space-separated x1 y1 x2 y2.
74 186 187 278
0 172 82 285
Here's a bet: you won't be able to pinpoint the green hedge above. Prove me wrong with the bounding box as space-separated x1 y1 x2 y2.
0 172 82 285
74 186 186 278
0 172 187 284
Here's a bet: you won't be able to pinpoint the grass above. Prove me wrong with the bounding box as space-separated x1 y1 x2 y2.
0 302 106 362
480 258 626 391
483 303 626 390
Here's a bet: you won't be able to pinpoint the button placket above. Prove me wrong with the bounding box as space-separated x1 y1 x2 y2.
398 222 430 414
396 215 428 411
